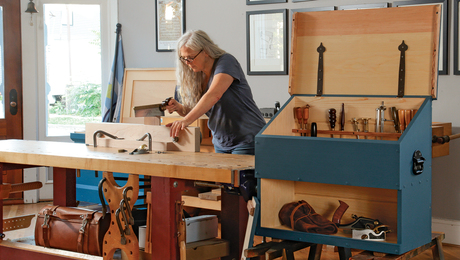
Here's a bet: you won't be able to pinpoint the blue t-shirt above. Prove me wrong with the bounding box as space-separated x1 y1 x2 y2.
205 53 266 149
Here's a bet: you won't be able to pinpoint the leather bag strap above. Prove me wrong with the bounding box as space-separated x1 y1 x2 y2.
289 201 309 230
55 210 97 220
77 215 90 254
332 200 349 225
41 206 58 248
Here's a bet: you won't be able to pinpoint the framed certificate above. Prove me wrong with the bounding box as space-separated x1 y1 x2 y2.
155 0 185 52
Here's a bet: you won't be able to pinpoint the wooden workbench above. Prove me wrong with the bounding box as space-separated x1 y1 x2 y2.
0 139 254 260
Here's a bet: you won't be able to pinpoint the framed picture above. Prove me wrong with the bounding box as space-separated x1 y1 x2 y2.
246 9 288 75
155 0 185 52
454 0 460 74
337 3 389 10
394 0 448 75
247 0 286 5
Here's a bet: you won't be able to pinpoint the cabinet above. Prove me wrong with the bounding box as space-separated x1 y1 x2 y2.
255 5 440 255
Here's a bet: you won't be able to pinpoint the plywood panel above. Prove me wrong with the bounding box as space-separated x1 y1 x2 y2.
290 5 440 98
121 68 176 122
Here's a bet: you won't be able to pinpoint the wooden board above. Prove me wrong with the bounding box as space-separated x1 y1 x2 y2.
0 240 103 260
182 195 221 211
120 68 176 123
198 189 221 201
290 5 440 98
85 122 200 152
432 122 451 158
0 140 254 185
185 238 229 260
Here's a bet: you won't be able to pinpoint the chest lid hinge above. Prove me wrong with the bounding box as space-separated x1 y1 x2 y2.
317 43 326 97
397 40 408 98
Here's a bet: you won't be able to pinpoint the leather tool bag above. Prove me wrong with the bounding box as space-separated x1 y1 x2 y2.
279 200 338 235
35 205 110 256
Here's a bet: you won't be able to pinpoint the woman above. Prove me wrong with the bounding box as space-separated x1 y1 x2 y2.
166 30 265 155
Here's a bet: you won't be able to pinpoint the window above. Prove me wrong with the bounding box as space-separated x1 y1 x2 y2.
44 3 102 136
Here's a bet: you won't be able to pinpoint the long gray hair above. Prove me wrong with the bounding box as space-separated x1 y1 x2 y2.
176 30 226 109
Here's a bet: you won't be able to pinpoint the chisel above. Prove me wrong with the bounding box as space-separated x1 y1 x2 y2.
303 105 310 135
398 109 406 132
295 107 304 136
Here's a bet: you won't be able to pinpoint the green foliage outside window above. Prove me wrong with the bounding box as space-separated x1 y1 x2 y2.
49 83 101 117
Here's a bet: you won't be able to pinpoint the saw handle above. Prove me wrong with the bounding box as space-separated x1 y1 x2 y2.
160 97 173 111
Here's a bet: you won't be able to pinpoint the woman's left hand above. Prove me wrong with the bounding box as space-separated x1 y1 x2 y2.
166 119 192 137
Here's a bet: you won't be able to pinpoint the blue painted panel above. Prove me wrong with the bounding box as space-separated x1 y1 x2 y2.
398 181 432 253
255 135 401 189
70 133 145 205
255 227 405 254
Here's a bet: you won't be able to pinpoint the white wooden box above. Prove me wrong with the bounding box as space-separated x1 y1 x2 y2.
185 215 218 243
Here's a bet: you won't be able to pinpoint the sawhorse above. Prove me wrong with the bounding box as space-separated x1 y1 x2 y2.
244 240 322 260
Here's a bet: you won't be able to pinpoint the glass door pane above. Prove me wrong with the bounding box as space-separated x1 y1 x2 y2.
44 4 102 136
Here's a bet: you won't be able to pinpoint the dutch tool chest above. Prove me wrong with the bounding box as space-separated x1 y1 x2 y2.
255 5 440 254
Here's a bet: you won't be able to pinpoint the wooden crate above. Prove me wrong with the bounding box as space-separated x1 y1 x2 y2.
255 5 440 255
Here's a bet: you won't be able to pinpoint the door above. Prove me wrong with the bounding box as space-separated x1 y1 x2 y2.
0 0 24 204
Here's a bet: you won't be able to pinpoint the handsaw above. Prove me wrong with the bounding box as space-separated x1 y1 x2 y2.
133 97 172 117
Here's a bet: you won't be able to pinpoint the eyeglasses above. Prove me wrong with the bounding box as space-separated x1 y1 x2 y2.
180 49 203 63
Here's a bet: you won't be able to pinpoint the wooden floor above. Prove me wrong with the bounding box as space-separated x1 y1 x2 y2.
3 201 460 260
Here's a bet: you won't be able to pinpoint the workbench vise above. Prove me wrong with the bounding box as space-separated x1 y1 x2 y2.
224 169 257 202
194 169 257 202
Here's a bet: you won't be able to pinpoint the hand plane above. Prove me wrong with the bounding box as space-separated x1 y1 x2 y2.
133 97 172 117
332 200 391 241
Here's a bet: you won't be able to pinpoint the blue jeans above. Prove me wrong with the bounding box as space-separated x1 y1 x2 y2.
214 141 255 155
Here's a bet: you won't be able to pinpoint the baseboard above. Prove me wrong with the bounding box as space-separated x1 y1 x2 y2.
432 218 460 245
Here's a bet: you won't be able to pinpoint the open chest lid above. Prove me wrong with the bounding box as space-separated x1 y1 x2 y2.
289 5 440 99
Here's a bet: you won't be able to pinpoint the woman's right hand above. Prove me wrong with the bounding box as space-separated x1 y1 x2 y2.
165 98 181 114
